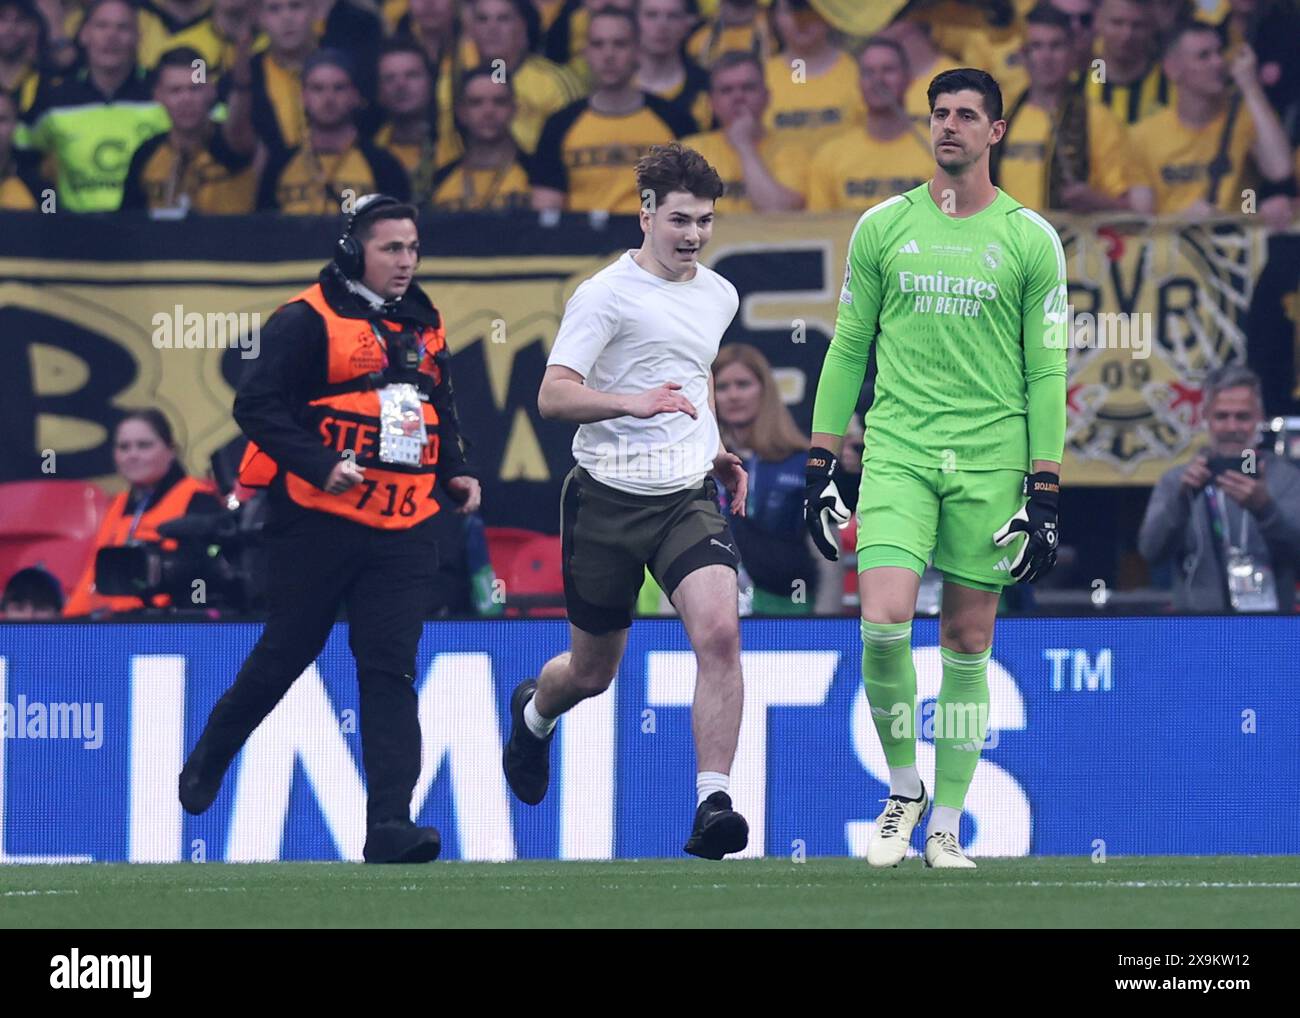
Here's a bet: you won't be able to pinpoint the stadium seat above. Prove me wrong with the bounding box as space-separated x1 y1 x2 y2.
484 527 544 580
841 517 858 603
0 480 109 596
486 528 565 617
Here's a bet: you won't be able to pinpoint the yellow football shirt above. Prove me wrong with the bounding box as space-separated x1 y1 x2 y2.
0 151 42 210
459 40 586 155
687 17 776 68
1084 49 1174 125
408 32 464 170
0 175 36 209
997 100 1135 212
530 95 696 213
2 62 41 116
646 60 713 135
135 1 211 69
119 127 256 213
509 54 587 155
427 155 533 213
679 128 807 214
226 50 307 153
1129 104 1256 214
804 126 933 212
257 141 410 214
960 26 1029 102
763 50 863 148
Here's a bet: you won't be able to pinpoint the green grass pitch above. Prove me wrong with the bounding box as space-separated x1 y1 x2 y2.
1 856 1296 928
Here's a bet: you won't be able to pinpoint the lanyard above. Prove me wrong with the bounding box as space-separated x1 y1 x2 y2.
163 140 199 208
1205 484 1249 553
125 496 149 544
368 319 388 356
461 162 511 209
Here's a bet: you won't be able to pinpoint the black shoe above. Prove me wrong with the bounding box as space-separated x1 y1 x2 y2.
683 792 749 860
503 679 554 805
179 743 232 816
363 820 442 864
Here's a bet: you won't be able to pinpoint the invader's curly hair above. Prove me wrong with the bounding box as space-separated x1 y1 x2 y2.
634 143 725 210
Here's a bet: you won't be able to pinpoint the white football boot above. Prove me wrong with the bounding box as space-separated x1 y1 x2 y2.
866 784 929 867
924 830 977 869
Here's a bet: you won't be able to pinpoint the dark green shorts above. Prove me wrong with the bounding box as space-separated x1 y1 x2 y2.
560 466 739 634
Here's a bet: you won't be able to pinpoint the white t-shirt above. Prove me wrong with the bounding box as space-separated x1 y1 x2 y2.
548 250 740 495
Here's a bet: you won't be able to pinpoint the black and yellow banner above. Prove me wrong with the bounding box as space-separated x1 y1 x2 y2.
0 211 1286 528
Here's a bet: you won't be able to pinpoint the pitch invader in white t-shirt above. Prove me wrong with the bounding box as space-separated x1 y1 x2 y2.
502 143 752 859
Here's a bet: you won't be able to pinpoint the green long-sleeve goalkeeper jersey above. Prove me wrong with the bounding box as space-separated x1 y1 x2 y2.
812 182 1068 471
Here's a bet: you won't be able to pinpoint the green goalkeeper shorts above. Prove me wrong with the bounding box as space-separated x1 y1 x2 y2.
854 457 1027 592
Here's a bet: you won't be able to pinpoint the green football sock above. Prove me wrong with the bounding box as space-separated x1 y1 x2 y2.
933 646 992 810
860 619 917 770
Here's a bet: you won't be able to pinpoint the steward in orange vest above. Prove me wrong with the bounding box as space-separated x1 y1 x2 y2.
233 258 474 528
182 195 478 866
64 462 221 617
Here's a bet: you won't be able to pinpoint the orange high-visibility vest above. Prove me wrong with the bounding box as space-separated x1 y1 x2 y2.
237 283 447 529
63 475 215 617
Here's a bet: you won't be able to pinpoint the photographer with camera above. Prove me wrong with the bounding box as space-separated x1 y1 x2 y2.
179 194 480 864
63 410 222 617
1139 364 1300 612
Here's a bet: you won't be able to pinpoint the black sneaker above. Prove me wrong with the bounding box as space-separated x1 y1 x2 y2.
683 791 749 860
363 820 441 864
178 741 233 816
503 679 554 805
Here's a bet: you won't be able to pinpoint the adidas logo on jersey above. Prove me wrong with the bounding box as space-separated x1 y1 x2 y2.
993 557 1013 572
898 239 921 254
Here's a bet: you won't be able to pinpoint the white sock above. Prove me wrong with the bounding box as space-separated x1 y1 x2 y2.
927 805 962 838
889 766 923 800
523 694 556 738
696 771 729 805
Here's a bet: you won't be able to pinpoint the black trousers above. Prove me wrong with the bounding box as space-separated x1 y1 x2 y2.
193 508 439 828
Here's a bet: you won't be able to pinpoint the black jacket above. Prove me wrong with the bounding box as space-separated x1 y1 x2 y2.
233 266 475 502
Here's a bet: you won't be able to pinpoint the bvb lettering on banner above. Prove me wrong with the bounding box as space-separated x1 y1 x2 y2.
1053 216 1268 484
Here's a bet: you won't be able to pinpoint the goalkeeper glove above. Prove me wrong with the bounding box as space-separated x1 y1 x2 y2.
805 446 851 562
992 471 1060 584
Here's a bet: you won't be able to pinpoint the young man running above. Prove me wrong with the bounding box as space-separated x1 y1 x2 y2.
504 142 752 860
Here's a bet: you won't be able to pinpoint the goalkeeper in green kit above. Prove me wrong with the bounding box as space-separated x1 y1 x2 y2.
804 68 1067 870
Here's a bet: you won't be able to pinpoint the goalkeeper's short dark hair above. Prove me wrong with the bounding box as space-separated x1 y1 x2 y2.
928 67 1004 123
635 142 724 208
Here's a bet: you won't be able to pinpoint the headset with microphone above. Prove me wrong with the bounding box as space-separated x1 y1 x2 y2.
333 193 406 280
